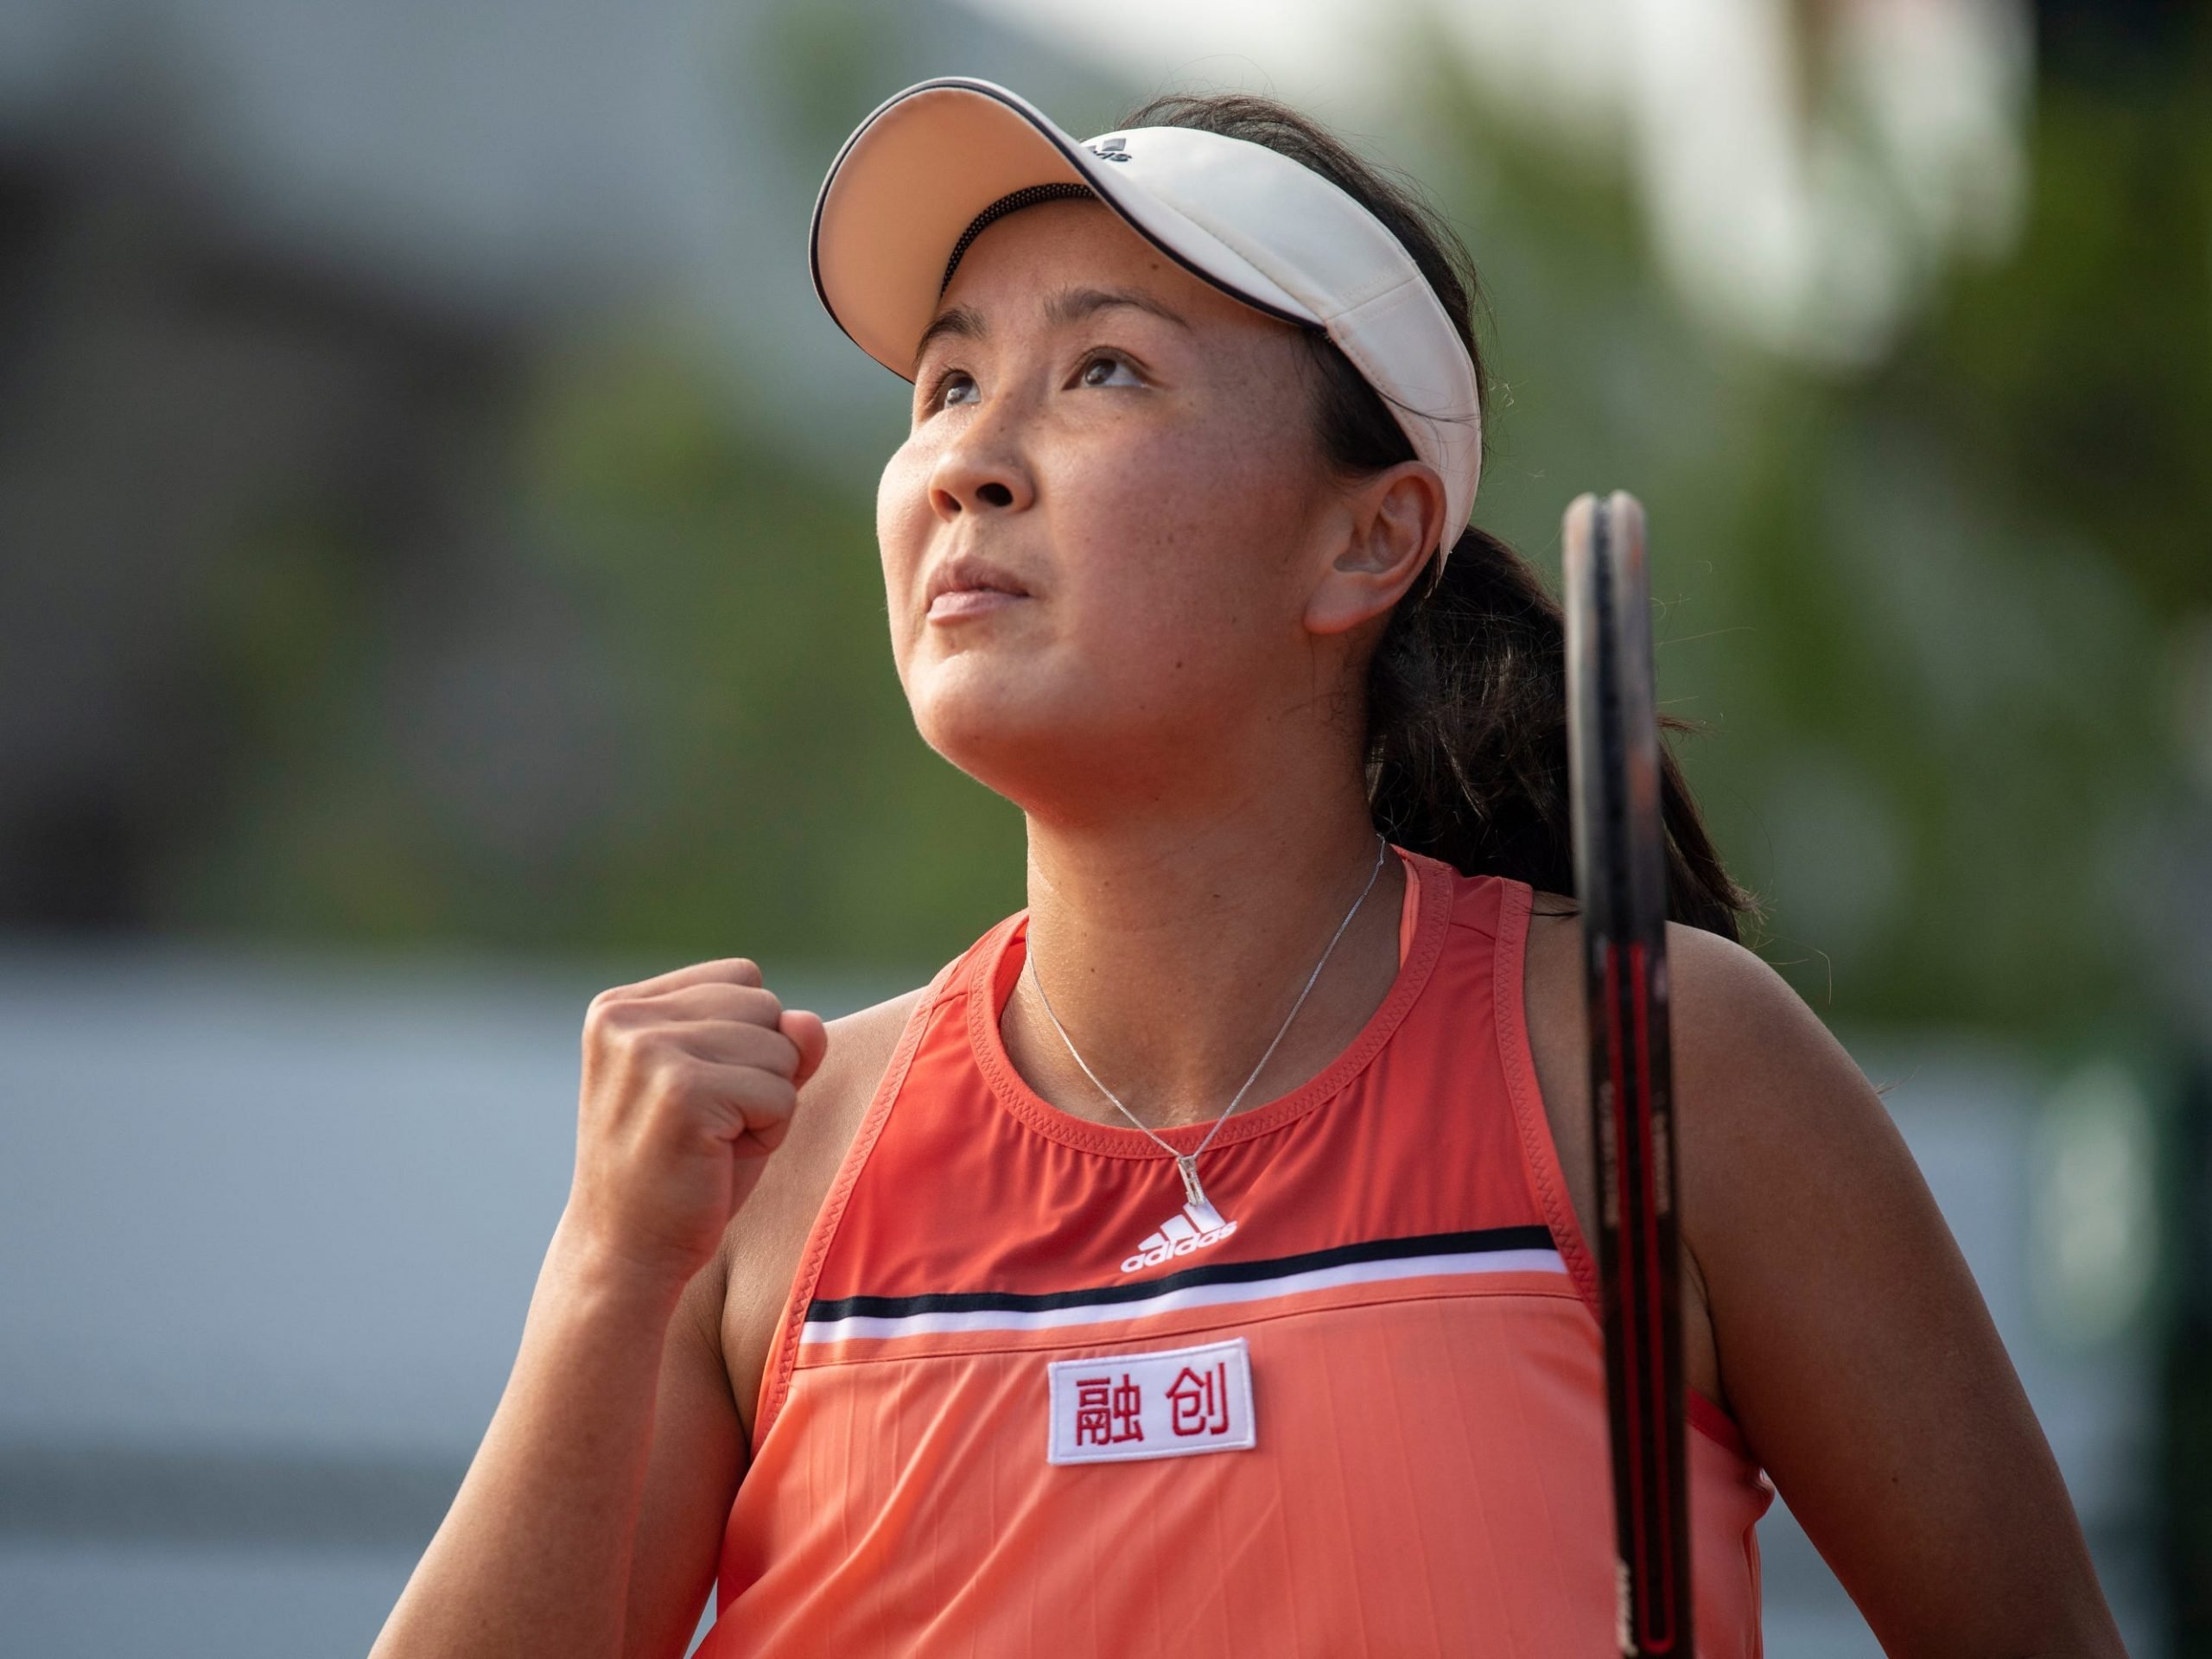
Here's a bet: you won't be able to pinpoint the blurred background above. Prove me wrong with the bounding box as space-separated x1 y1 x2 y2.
1 0 2206 1652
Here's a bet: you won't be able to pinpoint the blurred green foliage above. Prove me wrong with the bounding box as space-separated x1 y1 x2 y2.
1402 13 2210 1030
525 330 1030 974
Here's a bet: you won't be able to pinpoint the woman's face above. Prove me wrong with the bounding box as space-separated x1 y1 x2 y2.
877 197 1387 817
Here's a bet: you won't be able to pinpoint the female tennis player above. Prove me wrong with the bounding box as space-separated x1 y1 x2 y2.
371 79 2126 1658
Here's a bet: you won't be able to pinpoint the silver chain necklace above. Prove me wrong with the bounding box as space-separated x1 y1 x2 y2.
1021 835 1389 1221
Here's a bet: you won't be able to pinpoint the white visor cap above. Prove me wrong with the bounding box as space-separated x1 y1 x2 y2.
810 77 1482 560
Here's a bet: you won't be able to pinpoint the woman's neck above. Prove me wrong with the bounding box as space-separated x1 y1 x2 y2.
1002 780 1409 1135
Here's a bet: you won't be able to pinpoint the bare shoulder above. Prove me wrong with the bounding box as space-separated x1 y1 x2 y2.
1527 893 2123 1649
1519 891 1877 1408
717 985 931 1449
1652 914 1911 1224
1522 891 1865 1147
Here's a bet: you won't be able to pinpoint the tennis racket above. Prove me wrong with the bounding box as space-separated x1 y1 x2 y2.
1562 491 1693 1656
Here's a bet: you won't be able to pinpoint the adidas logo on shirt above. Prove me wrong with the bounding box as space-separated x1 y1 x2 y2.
1120 1202 1239 1274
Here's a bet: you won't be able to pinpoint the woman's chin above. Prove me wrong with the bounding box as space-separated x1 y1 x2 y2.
912 685 1106 800
914 690 1052 766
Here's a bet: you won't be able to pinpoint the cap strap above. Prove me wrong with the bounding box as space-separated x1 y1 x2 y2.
940 182 1100 296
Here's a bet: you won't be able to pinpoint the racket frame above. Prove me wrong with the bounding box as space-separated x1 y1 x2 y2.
1562 491 1693 1656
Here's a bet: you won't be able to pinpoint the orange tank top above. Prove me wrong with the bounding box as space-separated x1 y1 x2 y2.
698 848 1772 1656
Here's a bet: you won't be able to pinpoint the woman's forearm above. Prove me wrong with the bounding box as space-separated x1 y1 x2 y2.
369 1216 689 1659
369 960 820 1659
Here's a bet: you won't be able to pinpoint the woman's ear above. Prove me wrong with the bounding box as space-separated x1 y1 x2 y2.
1303 460 1448 637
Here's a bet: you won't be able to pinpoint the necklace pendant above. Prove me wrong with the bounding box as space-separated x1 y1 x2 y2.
1177 1154 1205 1209
1176 1155 1230 1233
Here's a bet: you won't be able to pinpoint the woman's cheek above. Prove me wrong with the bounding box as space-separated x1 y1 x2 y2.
876 449 931 600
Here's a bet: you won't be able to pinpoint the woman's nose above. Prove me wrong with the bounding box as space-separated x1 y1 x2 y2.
927 425 1035 520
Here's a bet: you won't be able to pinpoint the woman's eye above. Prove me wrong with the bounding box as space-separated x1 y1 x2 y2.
1077 354 1141 389
928 371 978 411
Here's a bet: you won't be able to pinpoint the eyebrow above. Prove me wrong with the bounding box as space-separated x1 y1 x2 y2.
909 285 1192 376
1043 285 1192 333
912 305 984 376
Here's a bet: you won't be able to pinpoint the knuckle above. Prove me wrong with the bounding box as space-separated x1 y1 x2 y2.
588 977 647 1012
725 1021 798 1073
721 984 783 1031
587 992 643 1036
747 1074 800 1123
639 1033 695 1082
691 982 773 1022
766 1028 803 1075
708 1065 793 1126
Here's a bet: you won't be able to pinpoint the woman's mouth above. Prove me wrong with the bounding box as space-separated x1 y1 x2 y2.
927 587 1027 622
924 556 1031 623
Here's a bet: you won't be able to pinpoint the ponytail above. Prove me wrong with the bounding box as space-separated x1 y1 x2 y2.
1366 525 1757 942
1121 88 1758 942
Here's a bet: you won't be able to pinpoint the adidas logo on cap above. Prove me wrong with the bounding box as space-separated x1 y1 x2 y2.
1120 1202 1238 1274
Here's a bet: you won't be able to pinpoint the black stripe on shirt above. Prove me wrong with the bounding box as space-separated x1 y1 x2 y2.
804 1224 1558 1325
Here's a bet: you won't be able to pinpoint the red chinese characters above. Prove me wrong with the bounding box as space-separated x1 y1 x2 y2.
1073 1373 1145 1446
1046 1338 1254 1465
1166 1360 1232 1438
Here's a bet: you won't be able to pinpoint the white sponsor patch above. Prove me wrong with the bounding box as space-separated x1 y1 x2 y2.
1046 1337 1256 1465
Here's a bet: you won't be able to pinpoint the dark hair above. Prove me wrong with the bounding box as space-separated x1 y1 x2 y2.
1116 91 1757 942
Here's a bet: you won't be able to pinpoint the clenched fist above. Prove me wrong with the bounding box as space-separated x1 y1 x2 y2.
564 957 829 1294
